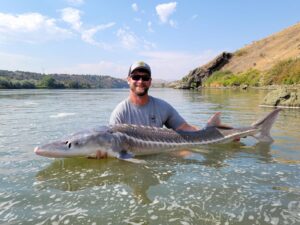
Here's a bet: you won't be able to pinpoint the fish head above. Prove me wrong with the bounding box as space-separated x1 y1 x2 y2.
34 126 115 158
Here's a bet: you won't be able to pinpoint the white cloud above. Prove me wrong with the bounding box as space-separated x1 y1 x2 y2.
147 21 154 32
138 50 218 80
0 12 72 43
81 22 115 49
66 0 85 6
169 19 177 28
60 8 116 49
116 27 139 49
142 39 156 50
156 2 177 25
116 27 156 50
61 7 82 31
191 14 198 21
132 3 138 12
134 18 142 23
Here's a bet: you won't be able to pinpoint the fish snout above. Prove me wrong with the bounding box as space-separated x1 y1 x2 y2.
34 146 42 155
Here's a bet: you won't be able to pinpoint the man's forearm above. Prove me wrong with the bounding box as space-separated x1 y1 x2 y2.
176 123 199 131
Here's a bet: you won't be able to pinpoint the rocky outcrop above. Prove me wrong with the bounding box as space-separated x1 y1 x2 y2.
261 88 300 108
174 52 232 89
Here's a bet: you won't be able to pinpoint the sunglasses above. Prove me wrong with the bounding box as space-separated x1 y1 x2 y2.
130 75 151 81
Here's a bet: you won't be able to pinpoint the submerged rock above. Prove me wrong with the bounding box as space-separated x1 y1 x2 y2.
261 88 300 108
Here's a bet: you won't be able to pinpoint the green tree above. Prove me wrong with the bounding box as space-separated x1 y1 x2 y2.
38 76 65 88
0 77 12 88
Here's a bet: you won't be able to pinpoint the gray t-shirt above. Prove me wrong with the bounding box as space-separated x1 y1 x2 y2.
109 96 186 129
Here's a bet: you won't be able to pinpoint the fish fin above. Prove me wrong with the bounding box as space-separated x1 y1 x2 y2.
119 158 147 164
251 108 281 143
206 112 233 129
206 112 221 127
119 151 134 159
118 151 146 164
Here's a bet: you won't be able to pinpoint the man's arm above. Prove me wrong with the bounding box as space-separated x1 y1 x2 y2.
176 113 240 142
176 122 199 131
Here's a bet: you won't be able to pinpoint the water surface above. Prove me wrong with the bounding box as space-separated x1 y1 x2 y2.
0 88 299 224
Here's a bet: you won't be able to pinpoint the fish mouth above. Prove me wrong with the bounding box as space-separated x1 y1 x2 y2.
34 146 53 157
34 146 66 158
34 146 42 155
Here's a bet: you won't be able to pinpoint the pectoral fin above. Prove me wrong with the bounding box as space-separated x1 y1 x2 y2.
118 151 146 164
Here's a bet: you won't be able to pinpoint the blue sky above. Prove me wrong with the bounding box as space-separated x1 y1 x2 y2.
0 0 299 80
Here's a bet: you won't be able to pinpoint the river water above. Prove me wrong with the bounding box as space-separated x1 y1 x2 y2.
0 88 299 225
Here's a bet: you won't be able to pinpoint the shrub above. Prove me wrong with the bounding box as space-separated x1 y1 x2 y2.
21 80 36 89
203 69 261 87
238 69 261 86
263 58 300 85
38 76 65 88
204 71 234 87
0 77 12 88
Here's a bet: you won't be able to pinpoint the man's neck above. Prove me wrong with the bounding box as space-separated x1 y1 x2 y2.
129 92 149 106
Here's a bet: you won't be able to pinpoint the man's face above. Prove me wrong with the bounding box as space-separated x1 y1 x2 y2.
128 70 152 96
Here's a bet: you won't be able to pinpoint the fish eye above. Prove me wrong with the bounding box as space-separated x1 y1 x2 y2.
65 141 72 148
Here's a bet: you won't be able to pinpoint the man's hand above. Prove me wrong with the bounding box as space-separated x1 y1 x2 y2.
88 150 108 159
176 123 199 131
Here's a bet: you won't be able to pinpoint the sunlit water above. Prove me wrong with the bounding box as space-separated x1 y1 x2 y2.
0 88 299 225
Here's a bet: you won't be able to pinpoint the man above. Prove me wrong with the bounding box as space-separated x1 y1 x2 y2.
109 61 198 131
96 61 235 158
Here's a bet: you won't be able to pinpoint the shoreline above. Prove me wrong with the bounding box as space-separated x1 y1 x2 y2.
193 84 300 91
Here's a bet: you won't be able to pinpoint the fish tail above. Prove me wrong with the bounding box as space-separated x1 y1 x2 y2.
251 108 281 143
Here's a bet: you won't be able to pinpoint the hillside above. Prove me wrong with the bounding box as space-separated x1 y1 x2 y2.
173 22 300 89
222 22 300 73
0 70 128 89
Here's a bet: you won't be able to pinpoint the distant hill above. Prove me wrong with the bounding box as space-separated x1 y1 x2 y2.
173 22 300 89
0 70 128 89
151 79 169 88
222 22 300 73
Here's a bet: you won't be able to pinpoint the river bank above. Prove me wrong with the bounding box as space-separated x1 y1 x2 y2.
170 84 300 108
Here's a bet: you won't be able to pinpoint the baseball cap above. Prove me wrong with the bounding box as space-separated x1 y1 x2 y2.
128 61 151 76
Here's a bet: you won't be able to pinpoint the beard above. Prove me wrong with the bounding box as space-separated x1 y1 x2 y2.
130 84 149 96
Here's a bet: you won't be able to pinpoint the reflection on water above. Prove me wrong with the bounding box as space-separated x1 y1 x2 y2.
0 89 300 224
35 143 273 200
35 157 175 204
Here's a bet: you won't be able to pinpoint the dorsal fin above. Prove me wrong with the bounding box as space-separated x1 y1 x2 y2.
206 112 221 127
206 112 233 129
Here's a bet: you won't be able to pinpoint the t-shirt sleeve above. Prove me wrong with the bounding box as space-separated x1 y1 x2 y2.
109 103 124 125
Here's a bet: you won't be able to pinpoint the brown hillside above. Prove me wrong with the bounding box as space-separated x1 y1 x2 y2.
222 22 300 73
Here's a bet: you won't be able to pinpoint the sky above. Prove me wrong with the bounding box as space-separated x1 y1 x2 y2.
0 0 299 81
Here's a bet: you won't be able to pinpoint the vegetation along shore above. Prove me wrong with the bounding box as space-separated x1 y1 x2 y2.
0 70 128 89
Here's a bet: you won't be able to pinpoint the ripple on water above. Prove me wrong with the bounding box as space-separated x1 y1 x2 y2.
1 89 300 224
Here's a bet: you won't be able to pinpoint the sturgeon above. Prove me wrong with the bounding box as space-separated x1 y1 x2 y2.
34 109 281 162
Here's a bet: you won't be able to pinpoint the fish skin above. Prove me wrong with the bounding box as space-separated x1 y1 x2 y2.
34 109 281 160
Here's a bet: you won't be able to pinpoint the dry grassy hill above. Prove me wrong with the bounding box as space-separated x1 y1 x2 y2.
173 22 300 89
222 22 300 73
